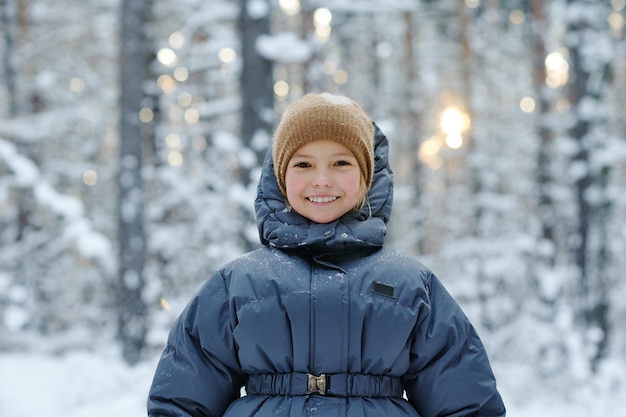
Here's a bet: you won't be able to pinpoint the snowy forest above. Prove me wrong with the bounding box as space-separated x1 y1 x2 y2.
1 0 625 416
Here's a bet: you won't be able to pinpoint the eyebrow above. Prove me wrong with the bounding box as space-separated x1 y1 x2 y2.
291 151 355 159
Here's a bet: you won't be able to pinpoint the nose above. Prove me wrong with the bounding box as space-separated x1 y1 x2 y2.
312 168 332 188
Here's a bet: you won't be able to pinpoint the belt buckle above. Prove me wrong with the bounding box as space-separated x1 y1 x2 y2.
306 373 328 395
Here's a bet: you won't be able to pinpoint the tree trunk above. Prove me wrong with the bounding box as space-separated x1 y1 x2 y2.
117 0 148 366
530 0 558 267
455 0 481 236
1 0 17 117
402 11 424 253
565 0 613 369
239 0 273 159
238 0 273 251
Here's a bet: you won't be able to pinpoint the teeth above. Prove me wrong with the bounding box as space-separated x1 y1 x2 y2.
308 196 337 203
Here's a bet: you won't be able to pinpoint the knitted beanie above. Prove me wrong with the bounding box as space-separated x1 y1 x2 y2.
272 93 375 197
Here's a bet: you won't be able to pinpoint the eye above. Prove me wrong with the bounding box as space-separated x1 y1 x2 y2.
335 160 353 167
292 161 311 168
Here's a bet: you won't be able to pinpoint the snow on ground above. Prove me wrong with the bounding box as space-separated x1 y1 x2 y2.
0 351 623 417
0 352 158 417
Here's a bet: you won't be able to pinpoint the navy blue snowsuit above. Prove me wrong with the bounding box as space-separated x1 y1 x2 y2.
148 125 506 417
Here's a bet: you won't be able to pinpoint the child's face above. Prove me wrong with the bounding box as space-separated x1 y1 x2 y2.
285 140 362 224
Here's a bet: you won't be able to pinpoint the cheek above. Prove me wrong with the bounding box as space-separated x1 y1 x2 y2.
344 174 362 193
284 171 304 196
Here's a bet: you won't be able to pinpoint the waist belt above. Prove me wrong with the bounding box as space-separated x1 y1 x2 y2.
246 372 403 398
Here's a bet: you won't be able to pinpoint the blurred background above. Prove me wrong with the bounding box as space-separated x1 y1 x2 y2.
1 0 625 415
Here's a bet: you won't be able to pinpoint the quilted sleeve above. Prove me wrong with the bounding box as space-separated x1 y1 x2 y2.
402 272 506 417
148 271 244 417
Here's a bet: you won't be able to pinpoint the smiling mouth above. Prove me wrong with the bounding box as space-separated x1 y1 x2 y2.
307 196 338 203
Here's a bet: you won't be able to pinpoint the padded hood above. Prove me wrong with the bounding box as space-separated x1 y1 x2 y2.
254 123 393 252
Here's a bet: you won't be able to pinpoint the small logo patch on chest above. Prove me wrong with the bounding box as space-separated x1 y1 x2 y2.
371 281 396 298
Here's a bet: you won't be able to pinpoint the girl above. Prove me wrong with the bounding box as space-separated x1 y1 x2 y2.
148 93 506 417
